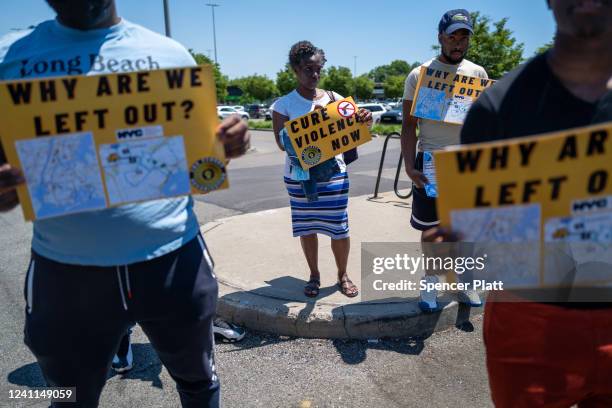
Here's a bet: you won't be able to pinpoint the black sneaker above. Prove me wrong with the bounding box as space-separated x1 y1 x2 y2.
213 318 246 342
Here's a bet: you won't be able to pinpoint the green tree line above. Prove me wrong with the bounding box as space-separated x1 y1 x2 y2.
191 13 552 104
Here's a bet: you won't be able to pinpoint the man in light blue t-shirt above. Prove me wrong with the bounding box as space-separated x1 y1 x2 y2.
0 1 250 406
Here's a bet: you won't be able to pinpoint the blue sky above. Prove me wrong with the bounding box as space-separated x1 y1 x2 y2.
1 1 556 79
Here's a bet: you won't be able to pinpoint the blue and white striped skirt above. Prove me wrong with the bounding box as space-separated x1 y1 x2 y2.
284 173 350 239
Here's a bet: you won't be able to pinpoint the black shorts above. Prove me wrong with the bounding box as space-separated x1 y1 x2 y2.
410 152 439 231
23 235 220 407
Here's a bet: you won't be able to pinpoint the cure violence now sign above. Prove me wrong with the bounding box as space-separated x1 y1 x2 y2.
284 97 372 170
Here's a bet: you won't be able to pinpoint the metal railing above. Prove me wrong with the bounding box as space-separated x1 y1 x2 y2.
371 132 413 200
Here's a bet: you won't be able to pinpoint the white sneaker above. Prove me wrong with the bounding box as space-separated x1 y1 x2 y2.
419 275 440 312
213 318 246 342
112 342 133 373
457 289 482 307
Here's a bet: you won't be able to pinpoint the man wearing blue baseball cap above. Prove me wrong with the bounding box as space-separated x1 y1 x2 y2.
401 9 489 312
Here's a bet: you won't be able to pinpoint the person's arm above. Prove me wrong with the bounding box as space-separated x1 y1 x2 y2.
401 100 427 188
400 68 428 187
0 143 23 212
272 111 289 152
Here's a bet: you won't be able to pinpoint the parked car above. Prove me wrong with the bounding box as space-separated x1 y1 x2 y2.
358 103 387 124
261 107 272 121
387 101 402 110
231 105 246 112
246 104 269 119
380 107 403 124
217 106 250 120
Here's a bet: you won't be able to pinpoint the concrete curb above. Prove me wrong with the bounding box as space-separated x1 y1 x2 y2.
217 280 485 339
204 191 485 340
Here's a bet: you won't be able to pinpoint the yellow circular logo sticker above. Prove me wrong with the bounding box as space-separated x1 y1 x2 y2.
302 146 322 166
190 157 226 192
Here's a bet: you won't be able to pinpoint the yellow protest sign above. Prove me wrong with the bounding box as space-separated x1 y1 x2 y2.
0 65 226 221
284 97 372 170
435 123 612 288
410 66 495 124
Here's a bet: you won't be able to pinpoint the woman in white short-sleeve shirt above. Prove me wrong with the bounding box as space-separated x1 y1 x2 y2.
272 41 371 298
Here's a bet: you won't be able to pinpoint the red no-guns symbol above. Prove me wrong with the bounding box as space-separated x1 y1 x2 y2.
337 101 356 118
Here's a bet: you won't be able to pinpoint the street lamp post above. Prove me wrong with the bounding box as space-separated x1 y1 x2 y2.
353 56 358 98
163 0 172 37
206 3 220 65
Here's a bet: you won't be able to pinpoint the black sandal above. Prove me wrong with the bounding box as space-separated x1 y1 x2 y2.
337 277 359 298
304 278 321 298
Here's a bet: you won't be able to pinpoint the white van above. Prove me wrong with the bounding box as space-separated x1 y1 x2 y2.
357 103 387 124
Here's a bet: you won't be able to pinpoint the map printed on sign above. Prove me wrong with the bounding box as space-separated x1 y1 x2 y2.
99 136 190 206
435 122 612 288
444 95 472 124
452 204 542 288
15 132 106 219
0 66 226 221
545 213 612 263
545 213 612 243
544 213 612 285
413 88 447 121
451 204 541 243
410 66 495 124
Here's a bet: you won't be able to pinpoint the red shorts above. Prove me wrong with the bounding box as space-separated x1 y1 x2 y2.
484 301 612 407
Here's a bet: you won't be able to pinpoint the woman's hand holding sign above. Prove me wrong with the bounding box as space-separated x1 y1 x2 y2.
356 108 373 127
217 115 251 159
